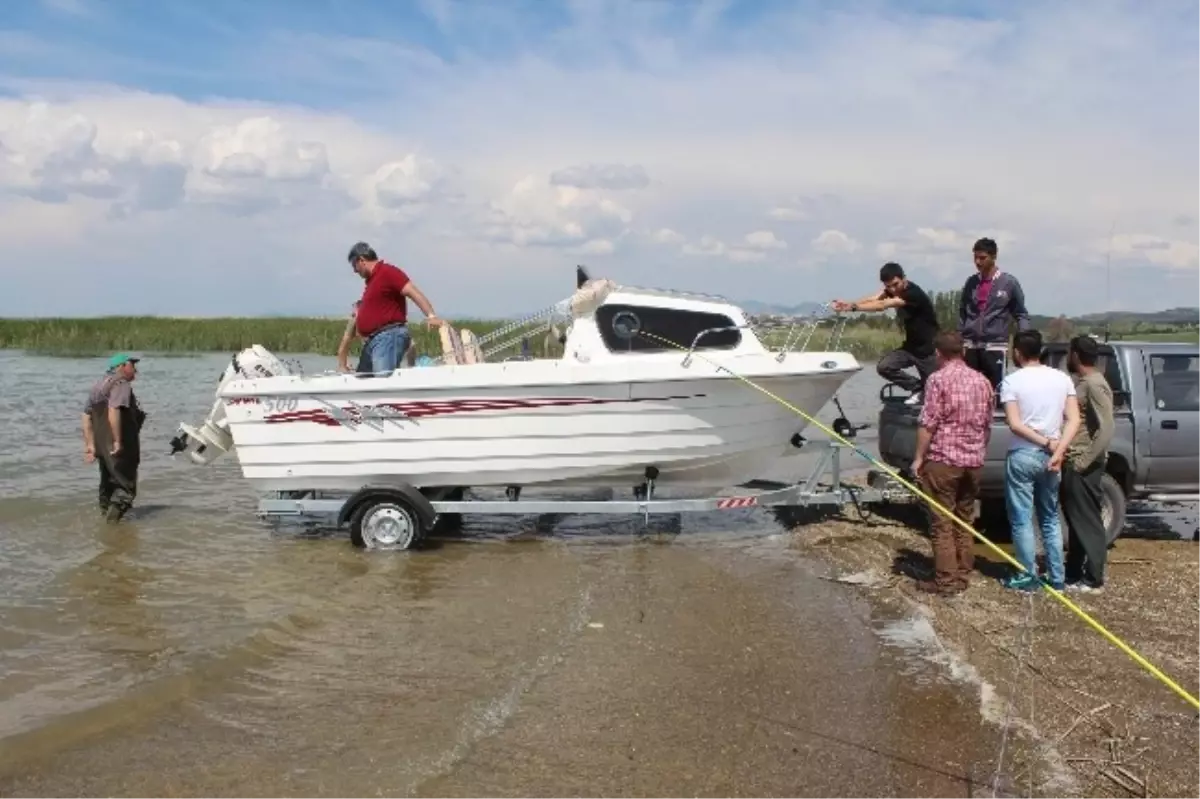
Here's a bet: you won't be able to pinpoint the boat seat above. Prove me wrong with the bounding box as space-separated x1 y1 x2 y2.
438 324 486 365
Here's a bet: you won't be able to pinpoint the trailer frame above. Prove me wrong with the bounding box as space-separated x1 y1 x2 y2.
255 435 915 551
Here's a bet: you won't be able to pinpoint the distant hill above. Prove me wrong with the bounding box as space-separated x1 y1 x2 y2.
1069 307 1199 325
740 300 828 317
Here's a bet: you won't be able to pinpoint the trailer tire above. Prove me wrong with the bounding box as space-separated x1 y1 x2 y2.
349 496 427 551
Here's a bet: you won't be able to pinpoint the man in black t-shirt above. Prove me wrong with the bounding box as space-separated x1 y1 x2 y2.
831 262 940 405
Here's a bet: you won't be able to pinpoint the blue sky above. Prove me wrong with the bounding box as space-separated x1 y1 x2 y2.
0 0 1196 317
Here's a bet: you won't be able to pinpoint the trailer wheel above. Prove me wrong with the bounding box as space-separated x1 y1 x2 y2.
349 497 425 551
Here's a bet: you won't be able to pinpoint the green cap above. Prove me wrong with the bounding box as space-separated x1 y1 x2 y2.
107 353 140 371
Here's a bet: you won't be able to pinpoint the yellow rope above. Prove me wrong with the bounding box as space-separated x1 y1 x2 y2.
644 331 1200 711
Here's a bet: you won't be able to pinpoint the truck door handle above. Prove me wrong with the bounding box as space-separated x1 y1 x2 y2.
1161 420 1178 430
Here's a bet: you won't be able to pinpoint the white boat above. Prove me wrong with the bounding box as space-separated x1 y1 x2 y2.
170 268 862 495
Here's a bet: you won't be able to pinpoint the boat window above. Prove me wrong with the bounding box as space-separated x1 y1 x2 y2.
1149 354 1199 412
595 304 742 353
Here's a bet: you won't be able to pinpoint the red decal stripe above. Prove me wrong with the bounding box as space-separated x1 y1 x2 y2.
716 496 758 509
261 394 707 425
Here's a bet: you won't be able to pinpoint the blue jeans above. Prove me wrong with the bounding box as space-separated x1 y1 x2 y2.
361 325 410 374
1005 447 1065 588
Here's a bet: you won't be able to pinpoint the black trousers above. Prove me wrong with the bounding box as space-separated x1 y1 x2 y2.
97 450 139 520
877 348 938 394
965 348 1005 392
1062 459 1107 585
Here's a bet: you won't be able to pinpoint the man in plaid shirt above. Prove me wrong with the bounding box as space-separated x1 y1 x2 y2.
911 330 995 595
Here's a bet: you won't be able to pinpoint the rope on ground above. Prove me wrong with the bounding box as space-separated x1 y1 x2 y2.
639 329 1200 712
991 592 1036 797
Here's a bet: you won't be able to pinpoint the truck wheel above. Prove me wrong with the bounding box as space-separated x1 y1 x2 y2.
1054 472 1127 549
349 496 426 551
1099 472 1127 547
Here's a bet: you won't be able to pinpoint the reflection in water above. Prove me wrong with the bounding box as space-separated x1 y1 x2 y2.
65 523 168 676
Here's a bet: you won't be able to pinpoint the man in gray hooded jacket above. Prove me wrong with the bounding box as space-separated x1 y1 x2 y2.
959 237 1032 390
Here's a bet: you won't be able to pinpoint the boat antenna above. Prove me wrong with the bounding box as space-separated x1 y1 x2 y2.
1102 218 1116 343
576 264 590 289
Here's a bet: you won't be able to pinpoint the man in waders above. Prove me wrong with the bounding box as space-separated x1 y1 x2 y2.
958 237 1032 392
81 353 146 522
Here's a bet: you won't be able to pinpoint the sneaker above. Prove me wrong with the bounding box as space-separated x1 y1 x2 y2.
1067 580 1104 594
1001 573 1039 592
905 392 923 406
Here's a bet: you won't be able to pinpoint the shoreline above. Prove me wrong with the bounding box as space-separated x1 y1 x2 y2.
788 503 1200 798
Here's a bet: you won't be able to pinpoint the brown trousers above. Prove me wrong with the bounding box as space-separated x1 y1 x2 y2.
920 461 982 589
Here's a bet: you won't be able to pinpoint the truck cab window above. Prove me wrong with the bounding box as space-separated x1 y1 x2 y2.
1149 355 1199 412
1043 344 1128 408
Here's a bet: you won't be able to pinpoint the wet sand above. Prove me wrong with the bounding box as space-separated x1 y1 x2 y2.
0 530 999 797
793 502 1200 798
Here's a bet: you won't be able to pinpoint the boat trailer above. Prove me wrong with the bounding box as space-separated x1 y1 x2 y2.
256 416 916 550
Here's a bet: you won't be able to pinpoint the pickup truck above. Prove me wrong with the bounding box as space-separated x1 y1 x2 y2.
875 340 1199 543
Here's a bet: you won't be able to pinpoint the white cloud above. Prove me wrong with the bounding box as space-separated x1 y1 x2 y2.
914 226 960 250
677 229 789 264
480 175 633 254
549 163 650 191
873 227 1020 279
744 230 787 251
682 234 727 257
190 116 332 213
767 205 810 222
0 1 1194 317
1105 234 1198 271
651 227 685 245
811 229 861 255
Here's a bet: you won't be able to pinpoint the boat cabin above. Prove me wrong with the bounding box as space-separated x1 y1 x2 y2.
432 277 765 367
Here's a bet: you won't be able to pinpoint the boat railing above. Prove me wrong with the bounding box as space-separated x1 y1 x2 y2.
463 298 573 363
748 304 850 360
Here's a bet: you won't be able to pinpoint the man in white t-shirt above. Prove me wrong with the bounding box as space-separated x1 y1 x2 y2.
999 329 1081 592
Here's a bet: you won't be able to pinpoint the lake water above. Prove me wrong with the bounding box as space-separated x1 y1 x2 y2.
0 349 1190 796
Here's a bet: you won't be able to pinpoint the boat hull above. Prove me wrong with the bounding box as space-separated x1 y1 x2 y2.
223 366 857 492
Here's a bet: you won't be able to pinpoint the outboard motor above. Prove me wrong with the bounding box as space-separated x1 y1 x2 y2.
169 345 296 466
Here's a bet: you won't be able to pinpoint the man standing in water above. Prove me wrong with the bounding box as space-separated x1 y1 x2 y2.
347 242 443 373
1062 335 1116 592
831 262 940 405
959 238 1032 391
81 353 146 522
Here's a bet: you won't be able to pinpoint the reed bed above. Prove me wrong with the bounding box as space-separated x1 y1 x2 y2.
0 316 906 361
0 317 504 358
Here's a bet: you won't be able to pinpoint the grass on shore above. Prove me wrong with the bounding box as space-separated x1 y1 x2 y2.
1 316 1195 362
0 317 508 360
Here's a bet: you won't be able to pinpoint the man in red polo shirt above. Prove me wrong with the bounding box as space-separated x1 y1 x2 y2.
347 242 443 374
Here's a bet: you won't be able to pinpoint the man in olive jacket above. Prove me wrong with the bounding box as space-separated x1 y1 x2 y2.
959 237 1032 390
82 353 147 522
1062 335 1116 591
